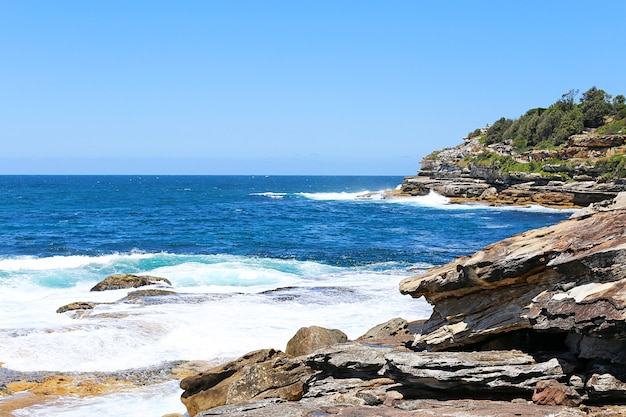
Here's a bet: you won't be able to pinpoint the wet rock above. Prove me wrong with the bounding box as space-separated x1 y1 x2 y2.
119 289 177 302
56 301 95 313
285 326 348 357
90 274 172 291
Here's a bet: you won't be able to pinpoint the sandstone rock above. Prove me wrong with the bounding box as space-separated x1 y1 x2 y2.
397 134 626 207
119 289 177 302
180 349 313 417
381 350 569 396
306 342 390 378
196 397 590 416
90 274 172 291
56 301 95 313
357 317 410 341
400 193 626 353
285 326 348 357
532 379 582 407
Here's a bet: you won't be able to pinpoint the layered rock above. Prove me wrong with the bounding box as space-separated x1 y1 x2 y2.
399 193 626 360
396 135 626 207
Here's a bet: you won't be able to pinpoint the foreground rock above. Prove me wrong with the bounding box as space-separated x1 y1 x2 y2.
90 273 172 291
180 349 313 416
400 193 626 365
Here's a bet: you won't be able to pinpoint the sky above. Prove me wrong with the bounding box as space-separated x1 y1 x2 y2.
1 1 625 175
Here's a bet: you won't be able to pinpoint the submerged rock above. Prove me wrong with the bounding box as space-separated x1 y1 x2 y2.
56 301 95 314
90 274 172 291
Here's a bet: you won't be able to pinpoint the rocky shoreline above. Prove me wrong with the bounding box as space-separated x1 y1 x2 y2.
393 134 626 208
167 193 626 416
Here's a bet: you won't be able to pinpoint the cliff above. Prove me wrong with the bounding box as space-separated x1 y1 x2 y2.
396 134 626 208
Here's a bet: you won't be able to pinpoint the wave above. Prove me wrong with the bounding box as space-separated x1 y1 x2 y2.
0 254 431 373
250 191 287 199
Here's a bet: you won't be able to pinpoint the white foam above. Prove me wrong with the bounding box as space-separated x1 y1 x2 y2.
387 190 579 213
0 252 158 273
250 191 287 199
0 266 431 372
298 189 386 201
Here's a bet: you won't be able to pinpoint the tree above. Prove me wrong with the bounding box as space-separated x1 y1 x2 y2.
485 117 513 145
555 89 579 112
580 86 612 128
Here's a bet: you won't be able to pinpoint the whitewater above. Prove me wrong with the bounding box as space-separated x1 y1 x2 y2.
0 175 573 416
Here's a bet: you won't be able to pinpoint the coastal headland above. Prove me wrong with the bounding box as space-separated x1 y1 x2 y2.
391 134 626 208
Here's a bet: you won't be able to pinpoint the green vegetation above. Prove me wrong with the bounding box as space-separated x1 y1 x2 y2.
484 87 626 150
597 154 626 179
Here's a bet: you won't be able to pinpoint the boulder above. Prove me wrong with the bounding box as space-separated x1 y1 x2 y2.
357 317 410 341
180 349 313 417
90 274 172 291
285 326 348 357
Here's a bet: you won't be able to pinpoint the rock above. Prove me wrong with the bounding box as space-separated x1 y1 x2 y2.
585 365 626 403
90 274 172 291
56 301 95 313
396 134 626 207
119 289 177 302
381 350 569 397
306 342 391 378
358 317 410 341
533 379 582 407
400 193 626 354
196 397 591 416
180 349 313 417
285 326 348 357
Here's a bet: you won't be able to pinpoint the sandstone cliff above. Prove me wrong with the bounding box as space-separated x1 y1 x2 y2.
397 134 626 207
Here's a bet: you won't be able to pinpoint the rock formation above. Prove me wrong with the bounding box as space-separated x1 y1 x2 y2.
89 273 172 291
177 193 626 417
395 135 626 207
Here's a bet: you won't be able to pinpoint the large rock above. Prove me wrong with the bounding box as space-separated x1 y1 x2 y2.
180 349 313 417
285 326 348 357
90 274 172 291
400 192 626 355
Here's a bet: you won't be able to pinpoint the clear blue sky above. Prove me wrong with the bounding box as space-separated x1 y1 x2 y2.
1 1 625 175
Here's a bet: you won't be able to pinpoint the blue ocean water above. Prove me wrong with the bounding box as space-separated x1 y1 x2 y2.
0 175 569 267
0 175 573 416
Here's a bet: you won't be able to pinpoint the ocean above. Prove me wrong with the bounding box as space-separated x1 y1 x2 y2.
0 175 573 416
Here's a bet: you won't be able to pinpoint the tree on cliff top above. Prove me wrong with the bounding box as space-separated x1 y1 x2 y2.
484 86 623 150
